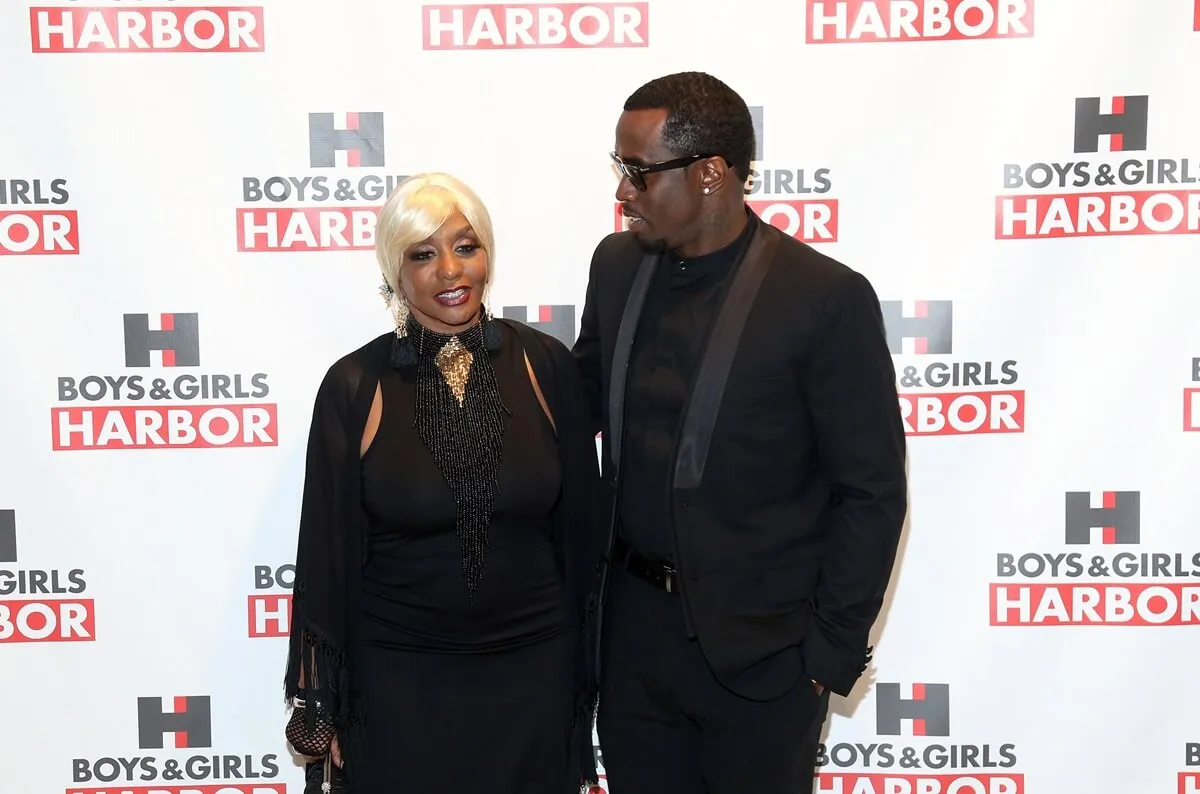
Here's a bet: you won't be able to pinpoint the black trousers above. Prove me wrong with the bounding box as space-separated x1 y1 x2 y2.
596 565 829 794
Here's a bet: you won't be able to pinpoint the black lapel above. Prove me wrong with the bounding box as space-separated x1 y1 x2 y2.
673 222 781 490
607 250 660 471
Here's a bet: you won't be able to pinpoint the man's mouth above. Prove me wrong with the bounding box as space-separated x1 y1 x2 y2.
623 208 645 226
435 287 470 306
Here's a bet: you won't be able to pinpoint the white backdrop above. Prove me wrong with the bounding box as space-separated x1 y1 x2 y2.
3 1 1199 793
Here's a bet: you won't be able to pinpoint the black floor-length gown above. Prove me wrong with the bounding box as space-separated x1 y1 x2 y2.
352 323 577 792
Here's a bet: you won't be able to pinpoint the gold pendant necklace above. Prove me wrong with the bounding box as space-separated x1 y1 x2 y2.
435 336 474 406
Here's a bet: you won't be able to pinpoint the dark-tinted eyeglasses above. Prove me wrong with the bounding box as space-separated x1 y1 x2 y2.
610 152 717 191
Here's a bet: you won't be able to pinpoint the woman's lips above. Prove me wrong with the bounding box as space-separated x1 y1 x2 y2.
435 286 470 306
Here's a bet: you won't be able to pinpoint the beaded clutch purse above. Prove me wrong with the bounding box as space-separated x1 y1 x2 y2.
285 696 346 792
284 696 335 757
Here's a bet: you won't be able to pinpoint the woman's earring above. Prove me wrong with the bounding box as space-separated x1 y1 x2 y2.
481 302 502 352
381 283 417 367
379 283 409 339
479 282 502 352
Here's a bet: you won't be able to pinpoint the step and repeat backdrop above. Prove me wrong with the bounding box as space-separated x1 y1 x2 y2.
3 1 1199 792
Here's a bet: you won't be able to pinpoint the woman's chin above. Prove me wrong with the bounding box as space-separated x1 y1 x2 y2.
419 302 483 332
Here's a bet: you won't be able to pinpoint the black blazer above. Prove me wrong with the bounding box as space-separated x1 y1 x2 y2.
573 215 908 701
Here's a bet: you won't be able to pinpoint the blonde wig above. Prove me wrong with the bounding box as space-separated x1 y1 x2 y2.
374 172 496 329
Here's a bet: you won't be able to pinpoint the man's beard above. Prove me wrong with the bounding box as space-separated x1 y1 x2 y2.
633 232 669 254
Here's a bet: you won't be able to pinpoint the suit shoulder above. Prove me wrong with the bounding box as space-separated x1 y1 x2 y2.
773 232 876 296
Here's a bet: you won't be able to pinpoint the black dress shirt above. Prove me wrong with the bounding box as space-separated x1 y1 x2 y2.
617 211 754 563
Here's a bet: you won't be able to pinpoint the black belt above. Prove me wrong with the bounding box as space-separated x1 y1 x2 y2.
612 537 679 595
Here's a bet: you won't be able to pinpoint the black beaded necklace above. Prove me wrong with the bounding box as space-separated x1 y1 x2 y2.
392 312 510 599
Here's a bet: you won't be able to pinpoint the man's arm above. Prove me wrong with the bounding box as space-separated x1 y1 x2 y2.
801 269 908 698
571 243 606 436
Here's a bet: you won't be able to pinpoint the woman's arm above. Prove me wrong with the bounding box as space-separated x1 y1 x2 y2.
283 360 364 758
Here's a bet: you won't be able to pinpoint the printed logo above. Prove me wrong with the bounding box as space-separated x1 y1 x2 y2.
816 682 1023 791
997 94 1200 238
0 177 78 256
1063 491 1139 545
881 300 1024 436
70 695 282 793
248 564 292 638
30 4 265 53
806 0 1034 43
991 489 1200 625
875 682 951 736
423 3 649 49
51 313 278 450
123 313 201 368
238 112 408 252
0 509 95 644
138 696 212 749
882 299 952 355
309 112 385 168
614 106 839 243
1073 96 1148 153
501 305 576 348
1183 357 1200 431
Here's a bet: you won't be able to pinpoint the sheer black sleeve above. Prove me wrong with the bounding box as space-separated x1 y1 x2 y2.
283 345 380 770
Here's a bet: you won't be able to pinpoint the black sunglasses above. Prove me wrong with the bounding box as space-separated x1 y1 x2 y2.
610 151 721 191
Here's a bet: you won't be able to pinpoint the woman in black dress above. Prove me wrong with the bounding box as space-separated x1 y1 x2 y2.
282 172 603 793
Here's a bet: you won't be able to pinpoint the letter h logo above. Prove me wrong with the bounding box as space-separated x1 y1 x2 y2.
1074 96 1149 153
876 682 950 736
137 695 212 749
880 300 953 355
749 105 764 162
1064 490 1140 545
501 305 577 349
309 112 386 168
0 509 15 564
123 313 200 368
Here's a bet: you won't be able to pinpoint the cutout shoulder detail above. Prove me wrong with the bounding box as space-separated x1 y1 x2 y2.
524 351 556 435
360 382 382 457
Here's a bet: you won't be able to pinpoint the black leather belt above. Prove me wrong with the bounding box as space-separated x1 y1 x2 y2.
612 537 679 595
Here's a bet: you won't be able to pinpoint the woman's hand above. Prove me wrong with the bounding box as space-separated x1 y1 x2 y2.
331 736 343 768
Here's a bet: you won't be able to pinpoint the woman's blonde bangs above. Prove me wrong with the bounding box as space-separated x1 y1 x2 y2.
375 173 496 294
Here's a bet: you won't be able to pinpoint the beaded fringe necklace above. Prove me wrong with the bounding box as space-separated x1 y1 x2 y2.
392 314 509 599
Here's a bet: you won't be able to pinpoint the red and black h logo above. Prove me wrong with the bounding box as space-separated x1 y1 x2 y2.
880 300 953 355
137 695 212 749
876 682 951 736
123 313 200 368
1073 96 1149 153
308 112 385 168
1064 491 1140 545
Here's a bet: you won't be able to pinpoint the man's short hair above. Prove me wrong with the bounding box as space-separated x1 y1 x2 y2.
624 71 755 182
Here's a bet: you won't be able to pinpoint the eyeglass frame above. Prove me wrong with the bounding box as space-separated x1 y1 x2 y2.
609 151 729 191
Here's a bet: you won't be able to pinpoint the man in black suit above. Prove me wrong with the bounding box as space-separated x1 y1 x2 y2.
572 72 908 793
